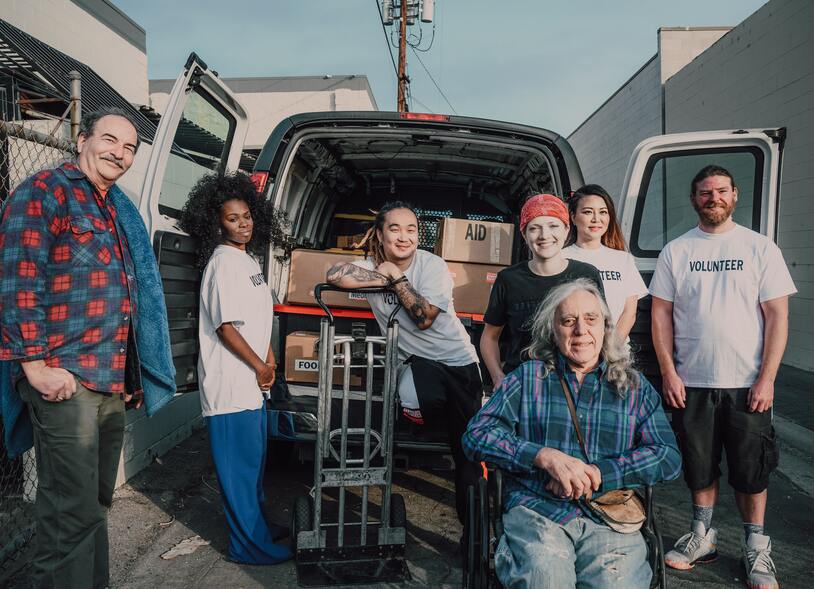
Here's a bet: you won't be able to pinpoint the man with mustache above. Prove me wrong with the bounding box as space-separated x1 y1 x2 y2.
650 165 796 589
0 108 175 588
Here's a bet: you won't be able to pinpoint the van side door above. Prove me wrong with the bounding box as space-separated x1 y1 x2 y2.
618 129 784 389
140 52 249 239
139 53 249 391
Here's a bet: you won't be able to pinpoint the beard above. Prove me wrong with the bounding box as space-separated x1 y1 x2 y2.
692 198 735 226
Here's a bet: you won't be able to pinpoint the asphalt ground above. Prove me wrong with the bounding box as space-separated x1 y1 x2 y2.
5 364 814 588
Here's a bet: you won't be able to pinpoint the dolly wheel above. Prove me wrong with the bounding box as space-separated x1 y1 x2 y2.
292 495 312 549
390 493 407 528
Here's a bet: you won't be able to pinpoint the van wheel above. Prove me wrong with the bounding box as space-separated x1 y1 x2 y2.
292 495 312 549
390 493 407 528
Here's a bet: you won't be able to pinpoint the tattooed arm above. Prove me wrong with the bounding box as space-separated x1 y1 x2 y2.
390 278 441 330
326 262 390 289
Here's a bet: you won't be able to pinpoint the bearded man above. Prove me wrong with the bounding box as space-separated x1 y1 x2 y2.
650 165 796 589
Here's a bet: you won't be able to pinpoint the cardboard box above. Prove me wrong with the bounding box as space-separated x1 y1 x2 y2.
286 249 371 309
447 262 505 314
284 331 362 386
434 218 514 266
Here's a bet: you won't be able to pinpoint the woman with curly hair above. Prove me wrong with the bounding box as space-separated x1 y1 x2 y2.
179 171 291 565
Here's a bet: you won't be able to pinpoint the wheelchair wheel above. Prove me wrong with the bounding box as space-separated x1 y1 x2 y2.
463 484 478 588
477 477 490 588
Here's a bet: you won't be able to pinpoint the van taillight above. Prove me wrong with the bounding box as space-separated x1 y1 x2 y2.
399 112 450 122
250 171 269 194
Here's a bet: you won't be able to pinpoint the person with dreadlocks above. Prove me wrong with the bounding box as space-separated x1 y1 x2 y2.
326 201 482 528
179 172 292 565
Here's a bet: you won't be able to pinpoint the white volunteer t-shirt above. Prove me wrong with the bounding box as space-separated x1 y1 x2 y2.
198 245 273 417
649 224 796 388
563 244 648 324
354 249 478 367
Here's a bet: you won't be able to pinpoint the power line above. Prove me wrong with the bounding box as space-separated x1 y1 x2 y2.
411 95 435 113
409 45 456 114
374 0 399 79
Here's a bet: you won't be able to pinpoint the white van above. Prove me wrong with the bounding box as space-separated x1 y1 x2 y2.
134 55 785 461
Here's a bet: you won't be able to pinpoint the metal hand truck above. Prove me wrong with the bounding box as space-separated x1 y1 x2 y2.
292 283 410 586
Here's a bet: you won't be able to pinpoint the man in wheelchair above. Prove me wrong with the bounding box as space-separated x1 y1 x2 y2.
462 279 681 588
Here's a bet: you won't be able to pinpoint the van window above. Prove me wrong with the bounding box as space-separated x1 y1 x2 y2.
157 90 236 216
631 148 763 256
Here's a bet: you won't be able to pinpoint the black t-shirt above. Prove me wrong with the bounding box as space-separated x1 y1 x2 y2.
483 259 605 373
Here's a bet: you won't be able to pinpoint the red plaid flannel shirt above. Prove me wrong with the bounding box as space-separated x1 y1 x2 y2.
0 163 138 394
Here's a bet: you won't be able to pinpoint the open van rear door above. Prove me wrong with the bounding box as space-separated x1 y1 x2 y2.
617 128 784 389
618 129 785 272
138 53 248 393
139 52 249 239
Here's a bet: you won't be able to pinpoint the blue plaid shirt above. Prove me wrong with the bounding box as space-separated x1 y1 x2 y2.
462 354 681 525
0 163 137 394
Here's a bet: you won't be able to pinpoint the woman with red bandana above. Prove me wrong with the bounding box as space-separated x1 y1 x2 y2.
481 194 605 389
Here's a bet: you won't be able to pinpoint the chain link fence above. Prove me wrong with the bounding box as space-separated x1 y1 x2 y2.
0 108 76 582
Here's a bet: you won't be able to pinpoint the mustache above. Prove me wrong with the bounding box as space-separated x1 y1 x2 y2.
100 155 124 169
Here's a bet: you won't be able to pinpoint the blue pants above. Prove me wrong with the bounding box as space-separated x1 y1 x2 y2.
495 505 651 589
206 409 292 565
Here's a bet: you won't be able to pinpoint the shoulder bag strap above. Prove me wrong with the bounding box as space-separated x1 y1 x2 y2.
558 374 590 461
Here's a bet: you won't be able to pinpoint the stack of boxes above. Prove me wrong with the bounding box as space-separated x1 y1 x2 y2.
283 248 369 385
434 218 513 315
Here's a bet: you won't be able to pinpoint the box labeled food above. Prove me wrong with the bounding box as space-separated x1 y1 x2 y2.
446 262 505 315
434 218 514 266
284 331 362 386
286 249 371 309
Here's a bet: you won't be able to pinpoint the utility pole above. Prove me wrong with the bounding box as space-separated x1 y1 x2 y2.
397 0 408 112
382 0 433 112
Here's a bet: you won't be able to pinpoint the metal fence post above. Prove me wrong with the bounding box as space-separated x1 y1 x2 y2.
69 71 81 140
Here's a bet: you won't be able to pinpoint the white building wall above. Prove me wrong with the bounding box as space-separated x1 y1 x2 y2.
567 57 662 201
149 77 378 150
1 0 148 105
658 28 729 83
664 0 814 370
223 87 377 149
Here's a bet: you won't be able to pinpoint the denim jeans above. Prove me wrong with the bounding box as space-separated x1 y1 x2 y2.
495 505 651 589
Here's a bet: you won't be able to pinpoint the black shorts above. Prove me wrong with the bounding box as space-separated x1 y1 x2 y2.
673 387 779 494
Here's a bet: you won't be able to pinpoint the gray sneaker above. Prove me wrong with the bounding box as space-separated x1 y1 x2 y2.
743 532 779 589
665 519 718 570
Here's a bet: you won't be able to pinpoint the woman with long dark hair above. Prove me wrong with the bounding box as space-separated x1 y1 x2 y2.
179 172 291 565
563 184 647 342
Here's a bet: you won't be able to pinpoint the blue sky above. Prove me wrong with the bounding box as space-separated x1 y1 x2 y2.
112 0 767 135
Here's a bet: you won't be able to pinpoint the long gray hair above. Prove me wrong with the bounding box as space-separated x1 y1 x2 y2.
523 278 638 396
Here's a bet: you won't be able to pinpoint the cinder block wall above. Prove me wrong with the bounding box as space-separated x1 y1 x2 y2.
665 0 814 370
567 57 661 201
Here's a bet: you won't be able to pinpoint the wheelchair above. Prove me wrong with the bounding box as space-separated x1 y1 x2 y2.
462 468 666 589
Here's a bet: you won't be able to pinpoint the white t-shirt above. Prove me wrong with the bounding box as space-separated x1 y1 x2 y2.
649 224 796 388
562 244 648 324
354 249 478 367
198 245 273 417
